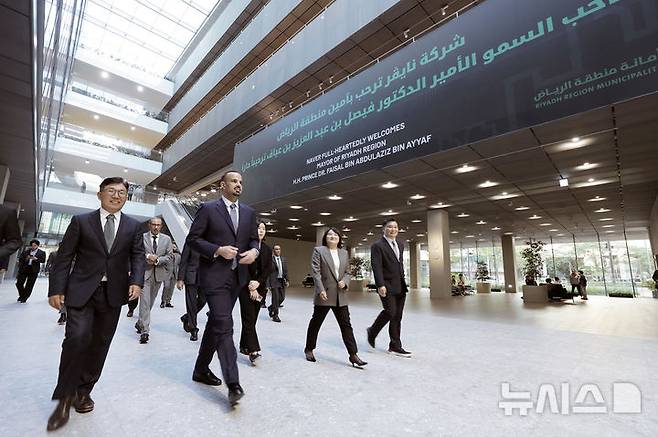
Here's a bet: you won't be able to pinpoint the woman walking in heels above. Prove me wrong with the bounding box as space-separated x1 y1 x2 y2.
304 227 367 368
239 220 273 364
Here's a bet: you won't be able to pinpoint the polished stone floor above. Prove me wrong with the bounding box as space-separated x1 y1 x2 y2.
1 279 656 436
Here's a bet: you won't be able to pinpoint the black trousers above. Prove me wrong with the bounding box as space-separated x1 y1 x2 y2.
238 288 262 353
16 271 38 301
52 284 121 399
183 284 206 332
305 305 358 355
268 279 284 316
195 270 241 385
369 292 406 350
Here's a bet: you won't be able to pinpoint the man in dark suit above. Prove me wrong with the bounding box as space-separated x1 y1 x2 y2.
267 244 288 322
0 204 22 260
15 239 46 302
46 177 145 431
186 170 259 406
178 243 205 341
367 218 412 357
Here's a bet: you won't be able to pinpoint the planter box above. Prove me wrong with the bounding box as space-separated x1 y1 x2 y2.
350 280 364 292
476 282 492 294
522 285 548 303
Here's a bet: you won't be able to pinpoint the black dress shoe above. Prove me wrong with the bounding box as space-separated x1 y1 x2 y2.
47 396 74 431
268 309 274 318
190 330 198 341
388 347 412 357
180 314 190 332
366 327 375 349
165 302 174 308
160 302 165 308
304 349 316 362
57 313 67 325
249 352 260 365
227 383 244 406
272 316 281 323
349 354 368 369
135 322 142 334
74 394 94 413
192 369 222 386
126 309 133 317
139 333 149 344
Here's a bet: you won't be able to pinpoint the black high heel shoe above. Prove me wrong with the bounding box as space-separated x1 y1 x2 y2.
349 354 368 369
304 349 316 362
249 352 261 365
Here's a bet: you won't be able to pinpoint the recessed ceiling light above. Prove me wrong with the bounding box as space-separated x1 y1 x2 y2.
399 228 406 233
599 218 613 222
375 224 382 228
367 231 374 236
100 71 109 79
201 193 207 197
549 229 558 232
504 232 514 235
571 137 580 142
130 126 136 131
320 212 331 216
588 196 606 202
123 168 128 173
342 228 351 232
136 85 144 92
430 202 451 209
578 162 596 170
602 224 615 228
84 160 90 164
588 178 595 183
311 222 324 226
594 208 610 213
451 231 459 234
290 205 303 209
410 194 426 200
382 182 399 189
457 212 470 218
478 180 498 188
491 227 501 231
515 206 530 211
343 216 358 222
476 220 487 225
556 233 565 236
465 235 475 238
539 223 551 226
210 188 217 193
287 225 299 230
411 219 422 223
455 164 477 173
268 229 278 233
529 215 542 220
605 230 615 233
501 192 508 196
559 178 569 187
362 238 368 241
380 210 397 216
416 233 425 237
93 114 100 120
478 238 486 242
289 218 300 221
265 221 273 226
328 195 342 200
259 212 271 216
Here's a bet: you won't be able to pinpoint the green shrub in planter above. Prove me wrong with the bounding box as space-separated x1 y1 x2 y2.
609 291 634 298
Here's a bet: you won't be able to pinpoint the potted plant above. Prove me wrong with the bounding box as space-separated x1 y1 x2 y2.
349 256 366 292
475 260 492 293
520 240 547 302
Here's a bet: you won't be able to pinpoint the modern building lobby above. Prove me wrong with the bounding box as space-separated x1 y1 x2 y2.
1 0 657 435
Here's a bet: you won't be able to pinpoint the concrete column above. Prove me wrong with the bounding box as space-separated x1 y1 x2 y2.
501 234 518 293
4 218 24 280
315 226 329 246
650 196 658 267
0 165 10 203
427 209 451 299
409 241 421 289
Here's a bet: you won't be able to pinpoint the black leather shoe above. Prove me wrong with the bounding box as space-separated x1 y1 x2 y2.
272 316 281 323
349 354 368 369
190 330 198 341
126 309 133 317
192 369 222 386
180 314 190 332
57 313 67 325
74 394 94 413
366 327 375 349
388 347 412 357
249 352 260 365
160 302 165 308
304 349 316 362
135 322 142 334
227 383 244 406
47 396 74 431
268 309 274 318
139 333 149 344
165 302 174 308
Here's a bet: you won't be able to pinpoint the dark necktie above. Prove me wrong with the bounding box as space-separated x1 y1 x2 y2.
152 236 158 269
229 203 238 233
104 214 115 250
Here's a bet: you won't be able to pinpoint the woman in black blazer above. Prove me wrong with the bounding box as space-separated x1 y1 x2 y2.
304 227 367 368
239 220 273 364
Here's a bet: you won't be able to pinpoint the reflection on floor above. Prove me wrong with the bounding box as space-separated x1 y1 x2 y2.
1 279 656 436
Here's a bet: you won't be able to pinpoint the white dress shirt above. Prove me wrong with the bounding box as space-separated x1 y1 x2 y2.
329 248 340 279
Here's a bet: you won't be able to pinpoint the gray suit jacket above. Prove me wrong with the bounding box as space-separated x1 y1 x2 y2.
311 246 351 307
143 232 173 282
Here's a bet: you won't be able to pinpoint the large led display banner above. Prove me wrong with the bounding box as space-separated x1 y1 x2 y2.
235 0 658 204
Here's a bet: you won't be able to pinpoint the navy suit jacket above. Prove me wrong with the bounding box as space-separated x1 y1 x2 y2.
48 210 146 308
177 243 201 286
186 200 259 292
371 237 408 296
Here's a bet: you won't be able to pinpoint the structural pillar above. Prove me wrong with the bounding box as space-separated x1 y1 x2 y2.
409 241 421 289
0 165 10 203
501 234 518 293
427 209 451 299
649 196 658 268
315 226 329 246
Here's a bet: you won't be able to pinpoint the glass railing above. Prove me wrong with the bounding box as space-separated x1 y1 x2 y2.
69 83 168 122
57 129 163 162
